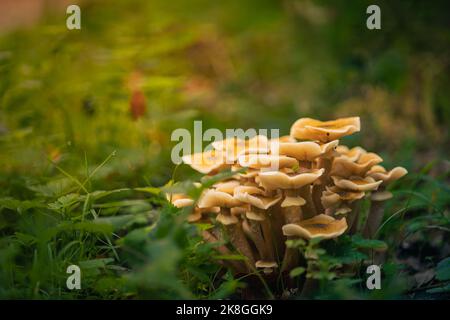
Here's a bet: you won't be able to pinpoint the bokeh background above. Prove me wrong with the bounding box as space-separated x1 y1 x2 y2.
0 0 448 299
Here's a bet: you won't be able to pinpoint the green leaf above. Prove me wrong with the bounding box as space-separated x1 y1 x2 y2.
427 284 450 294
351 235 388 251
79 258 114 269
435 257 450 281
290 267 306 278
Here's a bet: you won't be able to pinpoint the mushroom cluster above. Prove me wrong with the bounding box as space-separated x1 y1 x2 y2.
169 117 407 277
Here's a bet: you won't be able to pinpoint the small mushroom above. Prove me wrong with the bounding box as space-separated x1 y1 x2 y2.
255 260 278 274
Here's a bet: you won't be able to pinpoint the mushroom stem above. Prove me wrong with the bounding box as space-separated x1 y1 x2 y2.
282 189 303 223
312 157 332 213
221 208 256 267
269 205 285 261
281 237 299 273
298 185 316 218
253 207 276 261
201 230 246 274
300 277 318 298
346 202 361 234
242 219 267 260
362 200 385 239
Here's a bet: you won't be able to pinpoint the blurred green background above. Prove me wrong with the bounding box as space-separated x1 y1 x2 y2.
0 0 448 299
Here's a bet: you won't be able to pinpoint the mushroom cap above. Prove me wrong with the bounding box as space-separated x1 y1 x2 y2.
258 168 324 190
182 149 227 174
187 211 203 222
337 146 367 162
234 185 282 210
213 180 241 195
273 141 322 161
282 214 348 239
167 193 194 208
198 189 242 208
290 117 360 142
255 260 278 269
246 210 266 221
371 191 393 201
321 189 342 209
281 196 306 207
216 212 239 225
368 166 408 185
231 205 250 215
238 154 298 170
320 140 340 156
212 135 269 163
331 176 382 192
334 206 352 217
173 198 195 208
366 165 386 174
331 152 383 177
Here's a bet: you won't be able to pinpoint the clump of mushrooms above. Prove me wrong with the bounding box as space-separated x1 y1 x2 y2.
169 117 407 291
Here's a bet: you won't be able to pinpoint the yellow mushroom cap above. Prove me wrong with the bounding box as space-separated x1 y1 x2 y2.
212 135 269 163
213 180 241 195
258 168 324 190
234 185 282 210
231 205 250 215
367 165 386 175
255 260 278 269
331 152 383 177
282 214 348 239
281 196 306 207
371 191 393 201
335 206 352 216
187 211 203 223
198 189 242 208
331 176 382 192
246 210 266 221
273 141 323 161
337 146 367 162
182 149 227 174
216 213 239 225
167 193 194 208
238 154 298 170
368 166 408 185
290 117 361 142
320 140 340 155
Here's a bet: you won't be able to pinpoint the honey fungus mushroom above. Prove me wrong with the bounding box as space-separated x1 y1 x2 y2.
173 116 407 283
